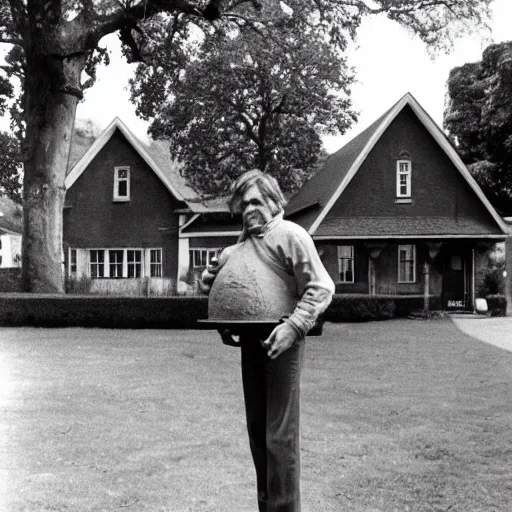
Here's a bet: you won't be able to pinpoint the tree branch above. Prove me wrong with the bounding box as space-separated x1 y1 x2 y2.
0 38 23 45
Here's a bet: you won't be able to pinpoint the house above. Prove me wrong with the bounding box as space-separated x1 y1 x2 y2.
285 93 509 311
63 117 239 295
0 196 22 268
64 94 510 306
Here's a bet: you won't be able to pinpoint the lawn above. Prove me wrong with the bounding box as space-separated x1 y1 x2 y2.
1 319 511 512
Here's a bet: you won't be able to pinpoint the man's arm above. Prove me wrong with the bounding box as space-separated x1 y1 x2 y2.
263 222 335 358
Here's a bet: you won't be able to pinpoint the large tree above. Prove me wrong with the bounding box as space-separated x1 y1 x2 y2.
444 41 512 214
130 5 357 196
0 0 494 292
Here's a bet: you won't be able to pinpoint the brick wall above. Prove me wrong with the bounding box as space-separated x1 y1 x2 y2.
326 106 501 234
64 129 182 279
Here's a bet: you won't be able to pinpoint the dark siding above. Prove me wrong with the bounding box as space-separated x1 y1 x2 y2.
64 129 181 279
326 106 500 233
319 241 369 293
188 236 239 249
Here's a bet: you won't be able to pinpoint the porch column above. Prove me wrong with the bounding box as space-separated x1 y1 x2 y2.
177 214 191 292
423 261 430 311
364 242 387 296
424 242 443 311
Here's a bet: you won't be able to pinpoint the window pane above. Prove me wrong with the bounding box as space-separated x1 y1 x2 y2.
118 169 128 179
338 245 354 282
70 249 77 274
109 250 123 278
127 250 142 278
150 249 162 277
399 245 415 282
118 180 127 197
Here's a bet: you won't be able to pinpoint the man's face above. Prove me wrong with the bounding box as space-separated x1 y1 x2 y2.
240 184 275 233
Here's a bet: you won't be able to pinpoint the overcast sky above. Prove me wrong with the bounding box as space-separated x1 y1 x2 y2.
1 0 511 154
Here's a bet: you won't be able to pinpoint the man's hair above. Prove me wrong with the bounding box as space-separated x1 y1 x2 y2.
228 169 287 215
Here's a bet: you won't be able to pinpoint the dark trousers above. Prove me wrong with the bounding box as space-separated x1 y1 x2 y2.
240 335 305 512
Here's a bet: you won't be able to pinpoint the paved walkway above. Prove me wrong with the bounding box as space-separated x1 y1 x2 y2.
450 314 512 353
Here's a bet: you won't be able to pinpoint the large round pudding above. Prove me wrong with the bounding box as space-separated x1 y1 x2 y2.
208 243 298 322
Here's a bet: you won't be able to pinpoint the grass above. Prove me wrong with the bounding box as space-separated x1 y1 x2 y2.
0 319 511 512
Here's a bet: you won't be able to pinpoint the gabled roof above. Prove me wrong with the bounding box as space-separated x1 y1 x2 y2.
65 117 187 202
65 117 231 214
286 92 508 236
0 196 23 236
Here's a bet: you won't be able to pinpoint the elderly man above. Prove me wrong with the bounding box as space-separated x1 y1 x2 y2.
201 169 334 512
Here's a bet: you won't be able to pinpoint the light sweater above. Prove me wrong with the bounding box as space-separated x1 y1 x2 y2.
208 215 335 337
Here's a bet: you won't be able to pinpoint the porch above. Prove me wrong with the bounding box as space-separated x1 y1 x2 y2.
316 239 502 311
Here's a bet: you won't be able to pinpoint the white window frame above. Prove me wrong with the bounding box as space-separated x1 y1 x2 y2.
109 249 124 278
69 248 77 276
88 248 148 278
127 249 143 278
113 166 130 202
89 249 105 278
337 245 354 283
396 160 411 198
149 248 162 277
190 248 221 269
398 244 416 283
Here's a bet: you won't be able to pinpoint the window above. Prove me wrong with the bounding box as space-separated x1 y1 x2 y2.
190 248 221 269
127 250 142 278
109 250 124 278
396 160 411 198
398 244 416 283
337 245 354 283
70 249 77 275
150 249 162 277
90 250 105 278
87 248 161 278
114 166 130 201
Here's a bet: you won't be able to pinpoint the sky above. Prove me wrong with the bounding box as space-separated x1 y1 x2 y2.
1 0 511 154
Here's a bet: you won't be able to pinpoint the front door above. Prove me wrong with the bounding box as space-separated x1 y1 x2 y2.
442 252 467 310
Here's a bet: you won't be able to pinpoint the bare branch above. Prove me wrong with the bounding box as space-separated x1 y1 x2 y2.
0 38 23 45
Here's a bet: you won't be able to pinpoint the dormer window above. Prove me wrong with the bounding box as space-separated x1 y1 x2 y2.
114 166 130 201
396 160 411 199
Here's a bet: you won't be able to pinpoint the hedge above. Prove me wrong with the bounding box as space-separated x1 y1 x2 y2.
0 294 446 328
485 294 507 317
323 295 442 322
0 295 209 328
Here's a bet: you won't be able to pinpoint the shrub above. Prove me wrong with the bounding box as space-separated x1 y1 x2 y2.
480 267 505 296
0 296 209 328
65 275 93 294
324 295 396 322
0 268 22 292
485 294 507 317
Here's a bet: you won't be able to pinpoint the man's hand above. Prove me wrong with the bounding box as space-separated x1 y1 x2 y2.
198 245 237 294
262 322 300 359
198 264 219 294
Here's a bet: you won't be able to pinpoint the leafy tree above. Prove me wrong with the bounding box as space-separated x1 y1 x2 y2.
444 41 512 214
131 6 357 196
0 0 495 292
0 130 22 203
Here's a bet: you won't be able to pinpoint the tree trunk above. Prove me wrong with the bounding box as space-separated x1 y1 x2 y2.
21 51 84 293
